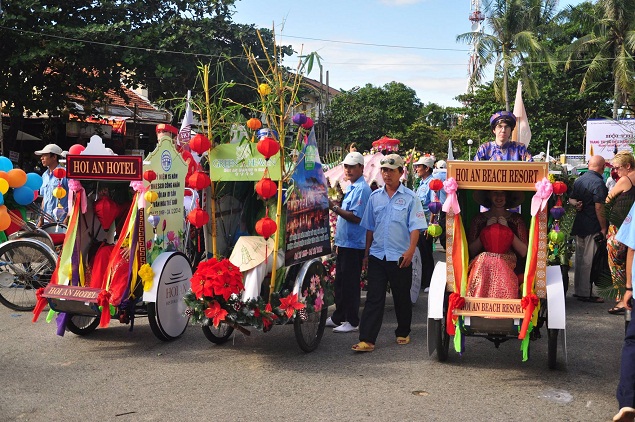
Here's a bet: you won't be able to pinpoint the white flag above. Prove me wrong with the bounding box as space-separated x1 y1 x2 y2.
447 139 454 160
178 90 194 147
512 80 531 146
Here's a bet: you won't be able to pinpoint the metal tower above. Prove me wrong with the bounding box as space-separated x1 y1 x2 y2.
467 0 485 93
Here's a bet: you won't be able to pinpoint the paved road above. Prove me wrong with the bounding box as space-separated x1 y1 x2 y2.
0 264 627 422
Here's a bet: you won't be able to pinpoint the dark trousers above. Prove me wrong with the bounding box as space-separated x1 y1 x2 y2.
617 315 635 408
359 256 412 343
331 247 365 327
418 231 434 290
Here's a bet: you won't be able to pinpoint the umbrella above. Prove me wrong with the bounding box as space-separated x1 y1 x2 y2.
372 136 400 152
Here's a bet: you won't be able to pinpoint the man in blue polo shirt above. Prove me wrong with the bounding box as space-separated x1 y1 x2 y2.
327 152 372 333
35 144 68 226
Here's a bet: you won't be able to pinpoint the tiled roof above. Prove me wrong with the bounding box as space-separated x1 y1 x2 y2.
302 76 341 97
103 86 156 110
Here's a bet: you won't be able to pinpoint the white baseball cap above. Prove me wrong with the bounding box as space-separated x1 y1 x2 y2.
342 152 364 166
413 156 435 168
34 144 66 156
436 160 447 169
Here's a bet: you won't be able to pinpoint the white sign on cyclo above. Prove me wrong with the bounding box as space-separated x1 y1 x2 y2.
586 119 635 161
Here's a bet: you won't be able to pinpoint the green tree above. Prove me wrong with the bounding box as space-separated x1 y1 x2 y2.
565 0 635 118
457 0 556 110
326 82 421 152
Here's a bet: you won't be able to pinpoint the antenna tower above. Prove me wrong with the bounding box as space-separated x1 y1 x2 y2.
467 0 485 93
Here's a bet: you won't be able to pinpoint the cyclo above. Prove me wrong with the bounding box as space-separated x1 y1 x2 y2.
426 160 567 368
32 131 193 341
183 126 333 352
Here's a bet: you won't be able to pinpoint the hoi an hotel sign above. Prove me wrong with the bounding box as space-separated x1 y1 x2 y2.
66 155 143 181
447 161 548 191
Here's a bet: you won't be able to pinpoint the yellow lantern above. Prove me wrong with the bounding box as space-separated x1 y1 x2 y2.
144 190 158 203
53 186 67 199
257 83 271 96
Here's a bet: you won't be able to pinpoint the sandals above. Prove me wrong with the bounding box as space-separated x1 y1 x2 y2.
396 336 410 345
609 305 627 315
352 341 375 352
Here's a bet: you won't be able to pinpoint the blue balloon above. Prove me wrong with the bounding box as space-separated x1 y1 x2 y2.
25 172 43 191
0 157 12 172
13 186 34 206
0 195 5 206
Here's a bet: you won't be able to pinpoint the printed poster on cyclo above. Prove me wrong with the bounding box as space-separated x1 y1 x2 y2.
285 130 331 266
586 119 635 161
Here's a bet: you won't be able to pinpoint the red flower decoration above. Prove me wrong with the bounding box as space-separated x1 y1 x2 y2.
204 301 228 328
211 261 244 300
278 293 306 318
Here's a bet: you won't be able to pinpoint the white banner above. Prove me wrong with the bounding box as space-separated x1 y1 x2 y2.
586 119 635 161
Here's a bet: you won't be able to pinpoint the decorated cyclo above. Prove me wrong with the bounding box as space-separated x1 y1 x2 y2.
427 160 567 369
182 120 334 352
32 128 193 341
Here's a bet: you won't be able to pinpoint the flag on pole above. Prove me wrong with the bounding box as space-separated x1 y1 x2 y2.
178 90 194 148
511 80 531 146
447 139 455 160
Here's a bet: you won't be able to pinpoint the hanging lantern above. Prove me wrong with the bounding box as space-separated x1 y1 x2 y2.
429 201 442 215
52 186 67 199
548 230 565 244
53 206 66 222
246 118 262 131
143 170 157 183
52 168 66 179
429 179 444 192
552 181 567 195
301 117 314 129
188 172 211 190
147 214 161 229
256 177 277 199
187 207 209 228
257 137 281 160
144 190 158 203
427 223 443 238
550 206 566 220
255 216 277 239
257 83 272 96
189 134 211 155
292 113 308 126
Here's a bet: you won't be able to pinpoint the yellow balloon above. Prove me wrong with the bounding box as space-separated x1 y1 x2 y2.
0 178 9 195
144 190 158 203
53 187 67 199
7 169 27 188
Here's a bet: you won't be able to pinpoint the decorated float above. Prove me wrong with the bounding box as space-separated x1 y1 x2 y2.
426 160 567 369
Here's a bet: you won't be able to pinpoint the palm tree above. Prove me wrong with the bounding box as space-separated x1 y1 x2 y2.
565 0 635 118
457 0 556 110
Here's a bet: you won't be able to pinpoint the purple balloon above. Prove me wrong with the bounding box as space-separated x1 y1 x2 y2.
550 206 565 220
429 201 442 215
292 113 308 125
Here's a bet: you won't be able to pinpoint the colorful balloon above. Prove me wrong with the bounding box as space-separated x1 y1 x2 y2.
0 178 9 195
25 172 43 191
7 169 27 188
0 157 12 172
13 186 35 205
0 209 10 231
68 144 86 155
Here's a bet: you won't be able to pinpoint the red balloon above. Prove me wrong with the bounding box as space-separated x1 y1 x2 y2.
255 177 277 199
255 216 277 239
52 167 66 179
257 137 280 160
143 170 157 183
189 134 211 155
187 172 211 190
68 144 85 155
187 207 209 228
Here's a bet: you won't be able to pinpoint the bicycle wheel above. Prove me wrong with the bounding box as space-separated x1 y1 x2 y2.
66 314 100 336
0 239 57 311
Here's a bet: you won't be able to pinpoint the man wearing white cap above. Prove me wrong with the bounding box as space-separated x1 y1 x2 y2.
327 151 371 333
34 144 68 226
413 156 440 292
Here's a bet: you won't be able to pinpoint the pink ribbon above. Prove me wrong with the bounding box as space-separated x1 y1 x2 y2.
67 179 87 213
530 177 553 216
130 181 149 209
442 177 460 214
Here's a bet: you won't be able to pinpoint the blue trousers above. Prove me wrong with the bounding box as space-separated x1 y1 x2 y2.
331 247 364 327
618 315 635 408
359 256 412 344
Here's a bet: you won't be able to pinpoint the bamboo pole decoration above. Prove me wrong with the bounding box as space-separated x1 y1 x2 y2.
203 64 218 258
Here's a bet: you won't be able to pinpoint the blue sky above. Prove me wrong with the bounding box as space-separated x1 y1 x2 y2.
232 0 587 107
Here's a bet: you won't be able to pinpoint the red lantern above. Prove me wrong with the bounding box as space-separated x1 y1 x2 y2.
246 118 262 131
301 117 314 129
189 134 211 155
188 172 211 190
187 207 209 228
255 216 277 239
143 170 157 183
257 137 281 160
429 179 444 191
52 168 66 179
552 181 567 195
256 177 277 199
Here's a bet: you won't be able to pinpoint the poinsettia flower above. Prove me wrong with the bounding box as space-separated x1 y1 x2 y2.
278 293 306 318
204 301 228 328
314 291 324 311
212 274 245 301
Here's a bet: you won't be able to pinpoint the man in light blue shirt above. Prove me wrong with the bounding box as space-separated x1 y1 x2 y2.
35 144 68 226
327 152 372 333
352 154 427 352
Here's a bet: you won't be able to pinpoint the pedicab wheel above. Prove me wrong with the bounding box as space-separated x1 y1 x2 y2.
0 238 57 312
293 259 328 352
433 292 450 361
547 328 559 369
66 314 100 336
202 323 235 344
147 252 191 341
